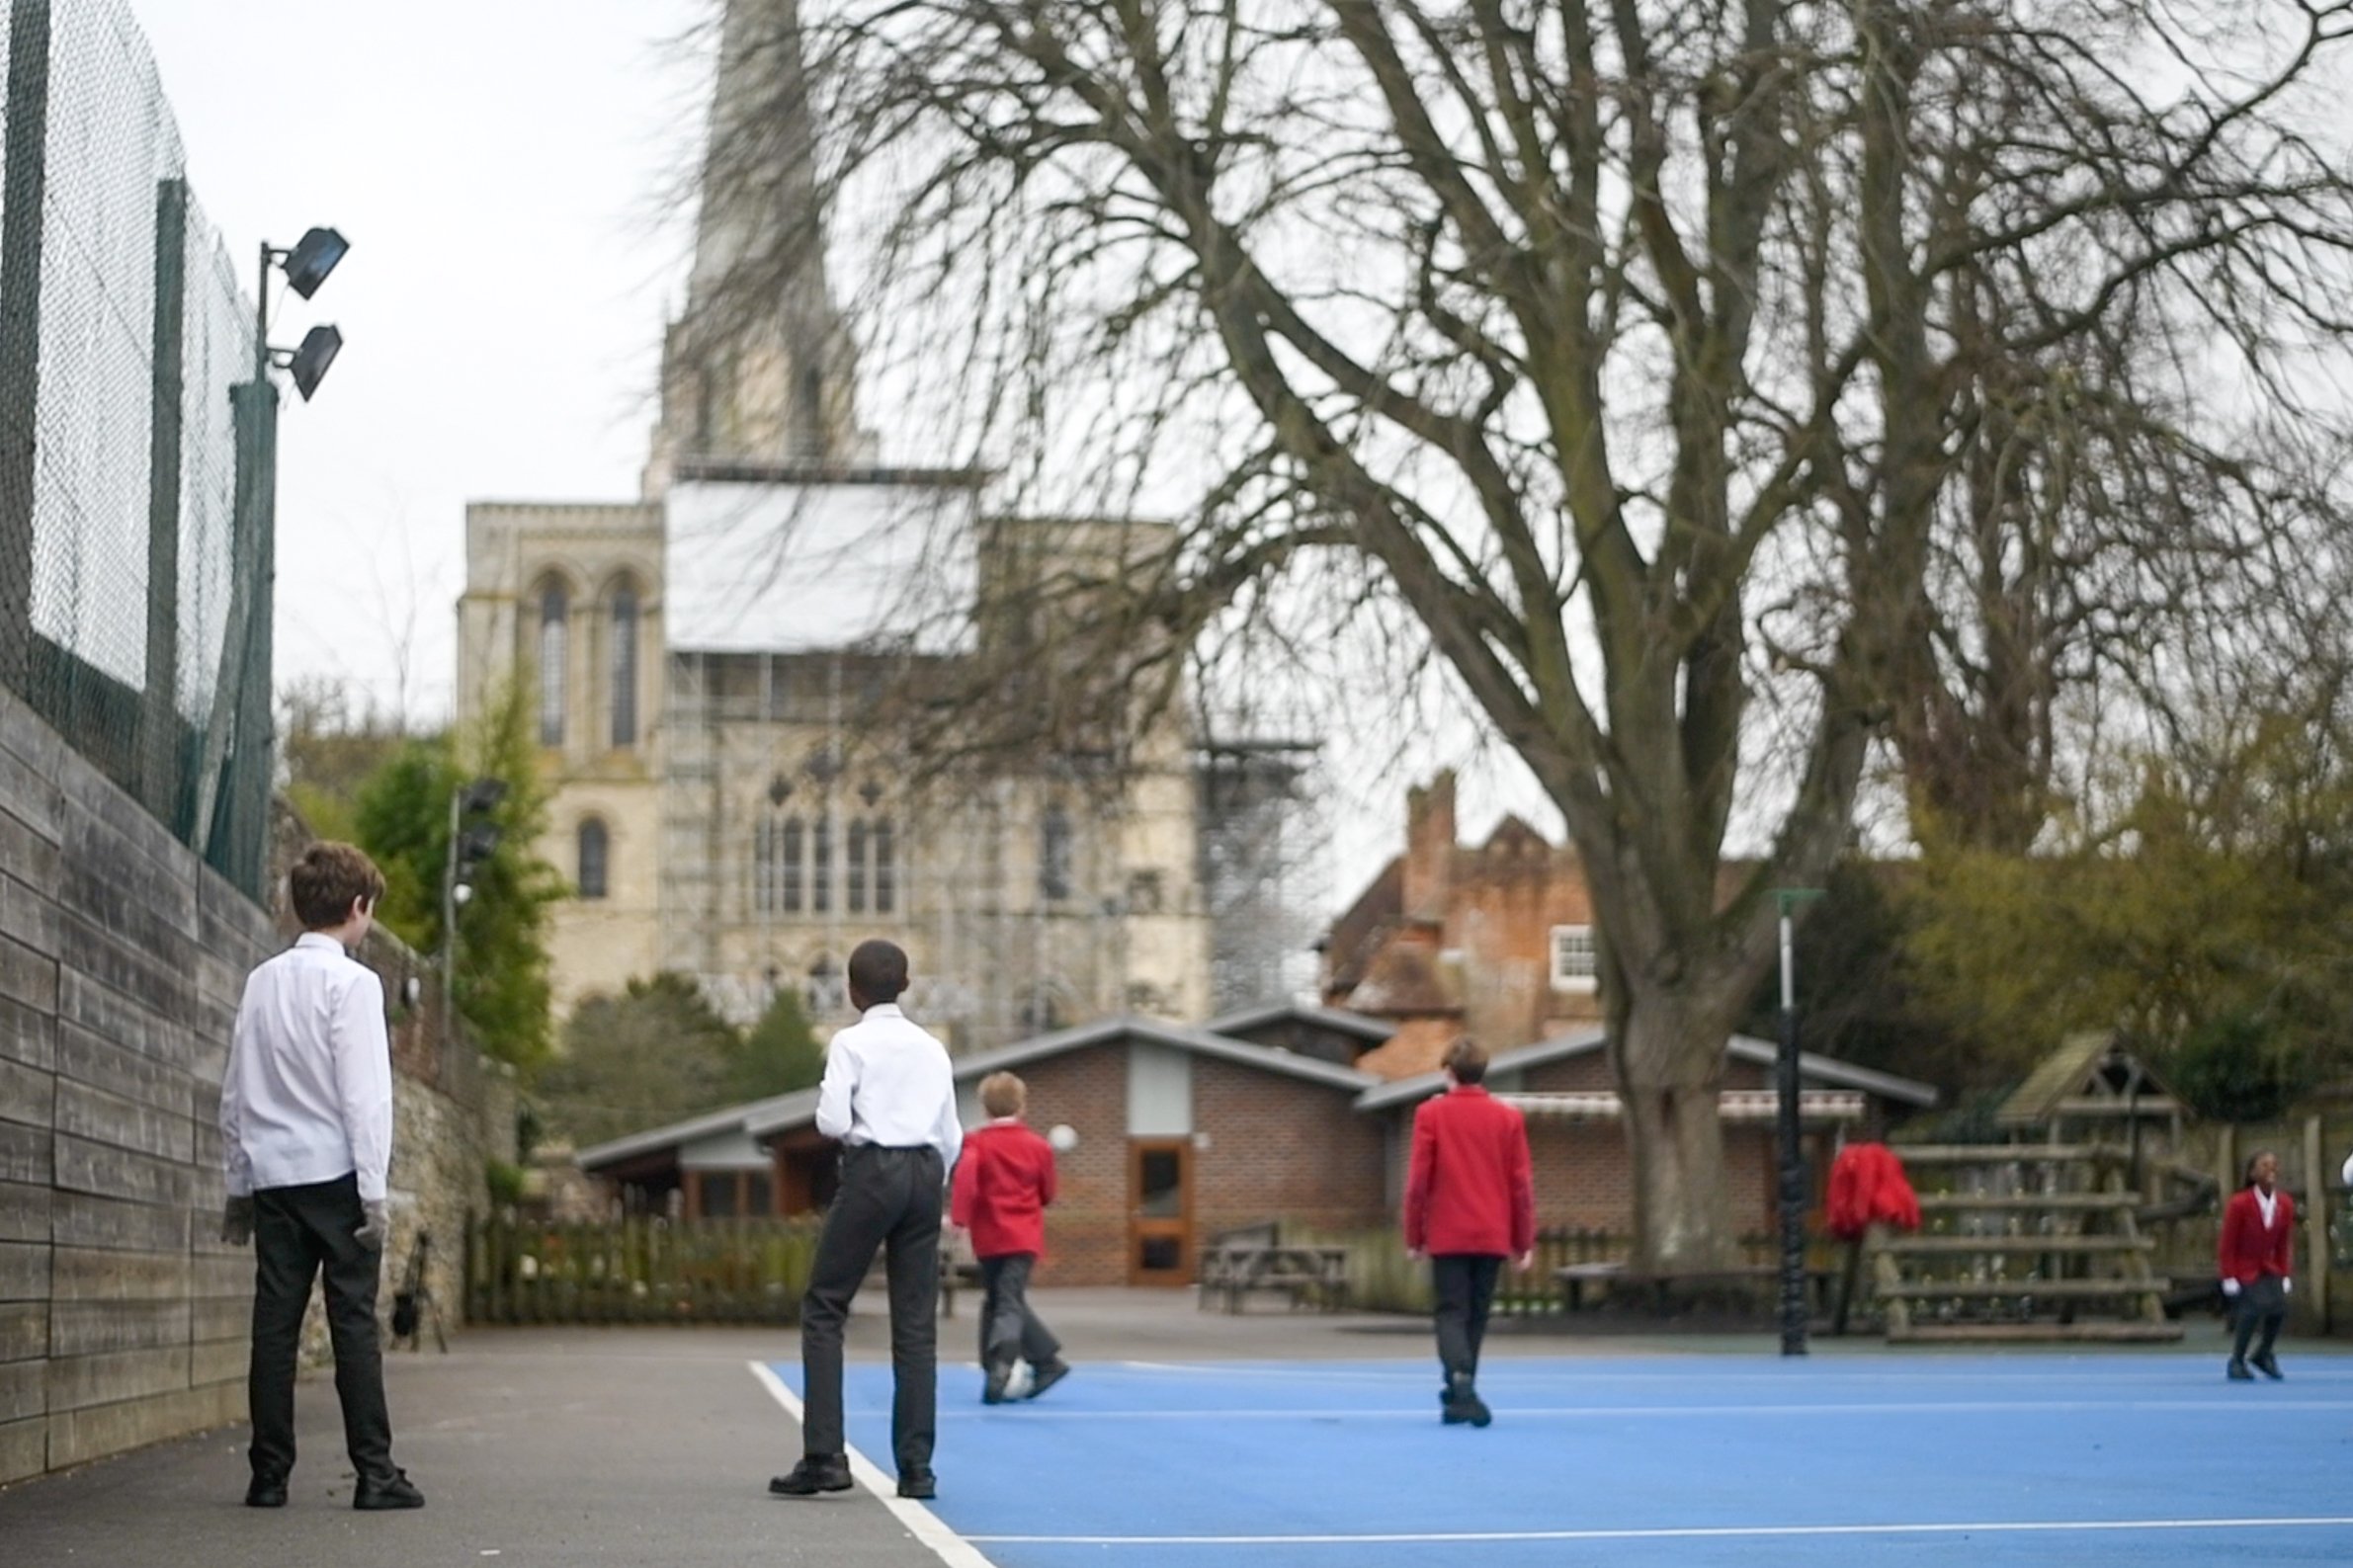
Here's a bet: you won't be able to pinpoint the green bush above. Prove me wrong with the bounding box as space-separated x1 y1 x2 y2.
2167 1012 2314 1125
484 1159 528 1207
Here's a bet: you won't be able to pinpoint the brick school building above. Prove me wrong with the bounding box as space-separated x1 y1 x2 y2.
575 1003 1932 1286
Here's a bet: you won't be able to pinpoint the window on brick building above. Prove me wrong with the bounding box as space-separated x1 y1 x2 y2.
1550 925 1598 992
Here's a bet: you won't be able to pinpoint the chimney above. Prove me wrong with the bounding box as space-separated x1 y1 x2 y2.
1402 771 1457 922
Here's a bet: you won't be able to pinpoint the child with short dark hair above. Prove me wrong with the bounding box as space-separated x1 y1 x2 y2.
951 1071 1070 1404
218 842 422 1511
1404 1036 1535 1428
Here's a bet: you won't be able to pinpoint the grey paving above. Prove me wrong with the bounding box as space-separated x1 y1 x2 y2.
0 1322 938 1567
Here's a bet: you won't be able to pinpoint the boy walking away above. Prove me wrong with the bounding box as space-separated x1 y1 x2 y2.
2221 1149 2295 1382
774 940 964 1503
1403 1038 1534 1429
217 843 422 1511
951 1072 1070 1405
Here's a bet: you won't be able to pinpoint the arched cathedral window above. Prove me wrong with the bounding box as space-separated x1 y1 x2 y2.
537 581 568 746
609 581 639 748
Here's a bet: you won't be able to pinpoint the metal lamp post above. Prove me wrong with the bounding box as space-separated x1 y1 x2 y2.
1776 886 1825 1357
442 778 507 1032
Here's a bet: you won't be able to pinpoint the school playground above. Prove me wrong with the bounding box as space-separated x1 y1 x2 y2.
769 1344 2353 1568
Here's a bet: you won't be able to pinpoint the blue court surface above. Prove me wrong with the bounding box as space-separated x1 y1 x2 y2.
770 1353 2353 1567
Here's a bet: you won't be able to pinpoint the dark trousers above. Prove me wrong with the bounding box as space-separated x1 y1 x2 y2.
800 1145 944 1475
977 1254 1060 1371
248 1174 393 1484
1432 1254 1504 1387
2230 1275 2287 1364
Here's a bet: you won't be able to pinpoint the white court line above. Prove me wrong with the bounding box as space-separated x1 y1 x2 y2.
942 1397 2353 1421
965 1515 2353 1546
746 1361 999 1568
1113 1359 2353 1385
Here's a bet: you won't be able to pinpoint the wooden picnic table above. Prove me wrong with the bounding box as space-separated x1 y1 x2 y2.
1198 1242 1354 1313
1555 1261 1838 1315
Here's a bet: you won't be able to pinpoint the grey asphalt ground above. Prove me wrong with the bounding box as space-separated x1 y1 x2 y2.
0 1287 2275 1567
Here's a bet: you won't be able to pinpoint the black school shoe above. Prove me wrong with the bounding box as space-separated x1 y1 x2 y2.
982 1362 1014 1404
1442 1375 1492 1428
770 1455 854 1496
244 1476 289 1509
897 1469 937 1500
352 1469 426 1511
2227 1359 2255 1381
2252 1352 2284 1381
1026 1360 1070 1401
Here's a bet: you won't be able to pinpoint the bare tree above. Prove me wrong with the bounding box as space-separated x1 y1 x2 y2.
699 0 2353 1268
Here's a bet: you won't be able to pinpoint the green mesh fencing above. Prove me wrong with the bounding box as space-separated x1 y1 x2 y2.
0 0 273 898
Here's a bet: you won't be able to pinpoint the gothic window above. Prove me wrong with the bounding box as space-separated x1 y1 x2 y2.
609 581 639 748
756 817 808 915
847 819 869 914
1039 804 1072 902
873 819 896 914
577 819 609 900
812 812 833 913
537 581 568 746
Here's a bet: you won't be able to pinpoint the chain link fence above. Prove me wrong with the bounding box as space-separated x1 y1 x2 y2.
0 0 272 897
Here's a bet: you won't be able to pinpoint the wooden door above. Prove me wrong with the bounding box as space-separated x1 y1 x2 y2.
1127 1138 1194 1285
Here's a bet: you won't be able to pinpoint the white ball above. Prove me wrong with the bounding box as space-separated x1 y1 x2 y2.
2341 1150 2352 1190
1002 1362 1034 1399
1048 1123 1079 1153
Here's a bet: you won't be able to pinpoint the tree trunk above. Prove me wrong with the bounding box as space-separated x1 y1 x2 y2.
1613 983 1748 1273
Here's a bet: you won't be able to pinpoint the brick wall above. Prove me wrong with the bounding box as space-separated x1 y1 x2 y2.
995 1042 1389 1286
1013 1046 1127 1285
1193 1057 1386 1239
1512 1051 1810 1233
0 687 493 1483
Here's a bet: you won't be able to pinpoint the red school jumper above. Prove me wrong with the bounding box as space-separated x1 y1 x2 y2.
1403 1085 1535 1258
2218 1186 2295 1286
951 1119 1058 1260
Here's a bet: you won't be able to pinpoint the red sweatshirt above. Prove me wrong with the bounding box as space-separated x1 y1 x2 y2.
951 1118 1057 1260
1403 1085 1535 1258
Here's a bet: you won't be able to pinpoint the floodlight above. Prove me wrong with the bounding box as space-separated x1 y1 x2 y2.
288 324 342 401
281 226 349 299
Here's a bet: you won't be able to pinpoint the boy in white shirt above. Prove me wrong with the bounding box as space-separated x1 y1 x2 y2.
218 842 422 1511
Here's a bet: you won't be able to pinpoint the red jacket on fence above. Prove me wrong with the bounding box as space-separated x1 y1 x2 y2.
1825 1142 1921 1241
1403 1085 1535 1259
951 1118 1057 1260
2218 1187 2295 1285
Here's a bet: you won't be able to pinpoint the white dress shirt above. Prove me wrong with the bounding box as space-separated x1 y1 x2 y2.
815 1003 963 1166
218 933 395 1200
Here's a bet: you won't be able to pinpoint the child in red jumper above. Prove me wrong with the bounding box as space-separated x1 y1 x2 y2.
950 1072 1069 1404
1404 1037 1534 1427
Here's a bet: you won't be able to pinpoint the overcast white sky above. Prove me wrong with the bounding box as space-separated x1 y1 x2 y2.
122 0 1544 909
129 0 708 725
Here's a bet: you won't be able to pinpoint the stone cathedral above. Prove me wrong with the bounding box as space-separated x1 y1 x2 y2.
456 0 1214 1045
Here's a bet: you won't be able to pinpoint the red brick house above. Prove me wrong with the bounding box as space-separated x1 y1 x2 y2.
1319 771 1612 1076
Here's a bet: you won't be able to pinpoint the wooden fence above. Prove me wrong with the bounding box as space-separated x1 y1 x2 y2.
1288 1222 1786 1316
466 1213 822 1326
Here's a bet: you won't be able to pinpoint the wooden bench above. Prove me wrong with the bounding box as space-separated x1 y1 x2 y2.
1555 1261 1837 1315
936 1252 984 1317
1199 1240 1354 1314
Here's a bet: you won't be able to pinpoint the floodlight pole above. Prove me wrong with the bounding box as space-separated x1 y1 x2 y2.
1776 886 1825 1358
